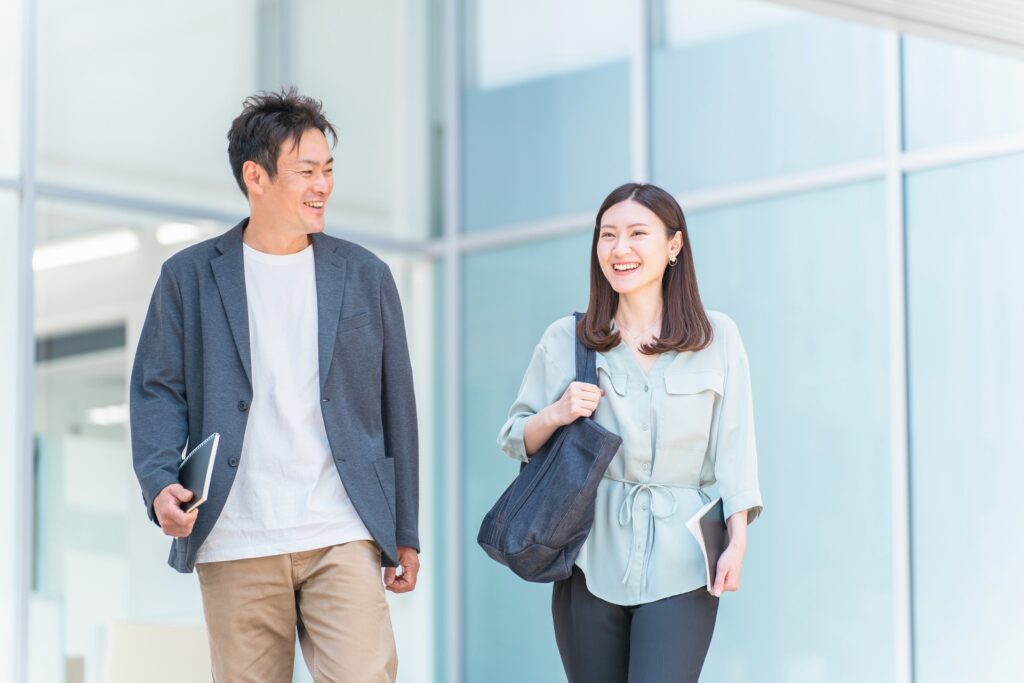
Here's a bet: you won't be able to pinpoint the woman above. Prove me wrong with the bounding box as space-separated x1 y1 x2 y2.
497 183 763 682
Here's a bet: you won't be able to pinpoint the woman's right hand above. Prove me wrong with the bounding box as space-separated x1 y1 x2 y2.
547 381 604 426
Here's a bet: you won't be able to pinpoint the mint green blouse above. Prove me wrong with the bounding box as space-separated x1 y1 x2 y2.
497 311 763 606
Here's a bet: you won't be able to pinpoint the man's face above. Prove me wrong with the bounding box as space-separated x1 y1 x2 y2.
254 128 334 236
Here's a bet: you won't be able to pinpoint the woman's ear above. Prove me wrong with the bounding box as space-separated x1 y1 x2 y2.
670 230 683 255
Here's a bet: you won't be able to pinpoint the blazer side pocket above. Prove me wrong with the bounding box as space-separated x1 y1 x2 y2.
339 311 371 333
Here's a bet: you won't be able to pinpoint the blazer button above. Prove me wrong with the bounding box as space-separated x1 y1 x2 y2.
321 397 330 403
238 400 248 412
228 457 239 468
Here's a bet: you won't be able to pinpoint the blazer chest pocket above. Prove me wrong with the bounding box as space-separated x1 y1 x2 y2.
663 371 723 454
339 311 371 333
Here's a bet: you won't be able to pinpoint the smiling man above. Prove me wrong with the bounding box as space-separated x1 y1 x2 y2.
129 90 419 682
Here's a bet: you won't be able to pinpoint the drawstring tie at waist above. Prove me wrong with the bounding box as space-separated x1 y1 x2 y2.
606 476 710 588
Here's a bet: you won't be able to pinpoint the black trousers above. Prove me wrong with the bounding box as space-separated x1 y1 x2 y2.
551 568 719 683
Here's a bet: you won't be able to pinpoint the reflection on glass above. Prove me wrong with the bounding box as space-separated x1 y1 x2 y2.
906 155 1024 682
463 0 631 232
0 193 20 672
689 181 894 682
31 202 228 680
296 1 431 239
37 0 260 212
903 37 1024 150
652 0 884 192
462 230 590 682
0 0 20 177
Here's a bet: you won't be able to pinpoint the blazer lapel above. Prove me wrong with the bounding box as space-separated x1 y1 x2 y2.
311 233 348 389
210 220 253 387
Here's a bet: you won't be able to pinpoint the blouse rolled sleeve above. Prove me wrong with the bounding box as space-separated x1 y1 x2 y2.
712 317 763 524
497 331 574 463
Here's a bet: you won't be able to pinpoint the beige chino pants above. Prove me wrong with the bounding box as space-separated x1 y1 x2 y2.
196 540 397 683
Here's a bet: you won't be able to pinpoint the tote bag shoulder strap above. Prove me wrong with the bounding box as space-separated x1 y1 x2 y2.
572 312 598 385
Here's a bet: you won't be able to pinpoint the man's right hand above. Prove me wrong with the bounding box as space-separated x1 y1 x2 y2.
154 483 198 538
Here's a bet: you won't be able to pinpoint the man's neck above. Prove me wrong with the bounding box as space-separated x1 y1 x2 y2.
243 216 311 255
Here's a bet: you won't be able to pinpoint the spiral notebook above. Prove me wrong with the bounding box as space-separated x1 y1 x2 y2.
685 497 729 593
177 433 220 513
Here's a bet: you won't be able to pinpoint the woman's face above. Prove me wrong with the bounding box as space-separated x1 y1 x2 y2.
596 199 682 297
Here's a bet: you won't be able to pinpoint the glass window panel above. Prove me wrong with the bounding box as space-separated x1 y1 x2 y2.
473 0 632 89
0 192 21 675
689 181 894 681
903 37 1024 150
37 0 264 213
0 0 20 177
32 201 227 680
462 230 591 681
463 0 631 232
906 155 1024 682
296 1 432 239
652 0 885 192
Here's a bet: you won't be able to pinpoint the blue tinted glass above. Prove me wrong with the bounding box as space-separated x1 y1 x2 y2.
689 181 894 681
903 37 1024 150
652 2 884 191
462 230 591 681
906 155 1024 681
463 64 631 232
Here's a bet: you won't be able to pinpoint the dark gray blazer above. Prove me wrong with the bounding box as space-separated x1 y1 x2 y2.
129 219 419 573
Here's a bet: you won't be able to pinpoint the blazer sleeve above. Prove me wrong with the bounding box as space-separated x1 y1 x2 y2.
379 265 420 551
129 263 189 526
711 318 763 523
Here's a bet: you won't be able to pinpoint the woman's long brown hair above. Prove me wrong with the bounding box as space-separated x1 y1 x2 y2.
578 183 713 354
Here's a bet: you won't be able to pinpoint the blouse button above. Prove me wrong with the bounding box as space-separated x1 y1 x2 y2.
641 423 649 431
643 384 649 392
642 463 649 471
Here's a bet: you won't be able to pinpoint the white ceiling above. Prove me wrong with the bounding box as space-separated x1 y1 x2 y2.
774 0 1024 57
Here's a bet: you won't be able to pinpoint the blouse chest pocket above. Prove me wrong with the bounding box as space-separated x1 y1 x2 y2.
662 370 723 455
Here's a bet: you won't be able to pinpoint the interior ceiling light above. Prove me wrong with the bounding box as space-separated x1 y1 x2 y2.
86 403 129 427
156 222 207 245
33 230 140 271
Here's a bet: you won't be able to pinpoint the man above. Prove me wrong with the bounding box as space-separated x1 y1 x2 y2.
130 89 419 682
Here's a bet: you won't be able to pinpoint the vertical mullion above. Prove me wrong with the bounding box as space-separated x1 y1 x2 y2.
14 0 38 681
630 0 651 182
280 0 295 87
884 30 914 683
442 0 464 681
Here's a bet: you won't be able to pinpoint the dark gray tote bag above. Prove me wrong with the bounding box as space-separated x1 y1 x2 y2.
478 313 623 583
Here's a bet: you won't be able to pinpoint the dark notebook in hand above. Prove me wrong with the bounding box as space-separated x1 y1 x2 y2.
685 497 729 593
177 433 220 513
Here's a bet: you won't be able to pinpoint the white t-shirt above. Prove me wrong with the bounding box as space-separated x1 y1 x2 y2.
196 243 372 563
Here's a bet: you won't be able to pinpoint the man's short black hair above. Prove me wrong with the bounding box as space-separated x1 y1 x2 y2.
227 88 338 197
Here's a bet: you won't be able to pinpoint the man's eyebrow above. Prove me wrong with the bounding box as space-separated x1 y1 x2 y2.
295 157 335 165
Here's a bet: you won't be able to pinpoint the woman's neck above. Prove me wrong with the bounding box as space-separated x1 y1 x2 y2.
615 290 664 334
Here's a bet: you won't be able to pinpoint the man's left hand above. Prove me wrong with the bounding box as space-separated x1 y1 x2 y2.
384 546 420 594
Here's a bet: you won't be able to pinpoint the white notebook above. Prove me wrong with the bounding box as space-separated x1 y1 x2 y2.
685 497 728 592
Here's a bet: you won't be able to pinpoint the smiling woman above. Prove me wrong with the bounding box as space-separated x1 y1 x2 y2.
495 182 763 683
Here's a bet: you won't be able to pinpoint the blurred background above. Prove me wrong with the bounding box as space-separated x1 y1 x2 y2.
2 0 1023 681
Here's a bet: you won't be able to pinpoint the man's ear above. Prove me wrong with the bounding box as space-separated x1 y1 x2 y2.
242 160 265 197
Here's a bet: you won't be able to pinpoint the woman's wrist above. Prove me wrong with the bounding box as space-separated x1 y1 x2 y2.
539 404 564 429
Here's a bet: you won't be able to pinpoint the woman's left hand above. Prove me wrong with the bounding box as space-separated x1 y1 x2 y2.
712 542 745 597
